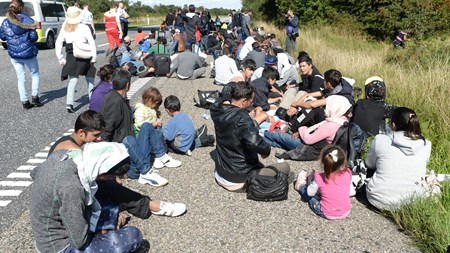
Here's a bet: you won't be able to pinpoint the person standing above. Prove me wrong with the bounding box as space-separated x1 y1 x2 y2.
241 10 253 41
0 0 43 109
165 10 175 31
183 4 202 54
81 3 95 39
56 6 97 113
173 8 185 35
284 10 299 54
104 4 122 48
120 4 130 39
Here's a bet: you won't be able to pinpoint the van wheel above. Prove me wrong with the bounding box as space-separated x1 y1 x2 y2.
1 43 6 50
45 32 55 49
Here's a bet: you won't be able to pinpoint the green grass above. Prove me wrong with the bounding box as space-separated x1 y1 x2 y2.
256 21 450 252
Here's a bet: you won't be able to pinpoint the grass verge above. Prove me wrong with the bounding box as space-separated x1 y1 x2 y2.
255 21 450 252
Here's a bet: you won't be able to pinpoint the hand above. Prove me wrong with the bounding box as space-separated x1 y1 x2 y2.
287 106 297 116
152 121 161 127
90 61 96 65
59 58 66 66
291 132 299 139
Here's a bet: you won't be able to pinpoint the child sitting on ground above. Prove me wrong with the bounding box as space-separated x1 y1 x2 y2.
162 95 215 155
294 145 352 220
134 87 162 134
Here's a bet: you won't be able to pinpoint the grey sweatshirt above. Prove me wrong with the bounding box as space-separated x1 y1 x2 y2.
30 150 90 253
169 51 203 78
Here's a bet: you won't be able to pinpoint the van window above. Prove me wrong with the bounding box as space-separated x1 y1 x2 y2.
54 4 64 18
40 3 54 17
0 2 35 16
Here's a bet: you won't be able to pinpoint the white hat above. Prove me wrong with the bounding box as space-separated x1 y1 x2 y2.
364 76 384 86
66 6 83 25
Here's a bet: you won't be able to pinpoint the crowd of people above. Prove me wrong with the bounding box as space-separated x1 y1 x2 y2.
0 0 435 252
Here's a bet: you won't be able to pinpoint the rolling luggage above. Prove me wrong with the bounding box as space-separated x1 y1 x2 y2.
154 41 170 76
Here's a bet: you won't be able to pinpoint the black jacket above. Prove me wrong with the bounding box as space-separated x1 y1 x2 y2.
298 65 323 92
210 103 270 183
251 77 271 111
100 90 134 142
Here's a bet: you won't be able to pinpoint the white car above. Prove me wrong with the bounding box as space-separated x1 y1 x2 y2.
0 0 68 49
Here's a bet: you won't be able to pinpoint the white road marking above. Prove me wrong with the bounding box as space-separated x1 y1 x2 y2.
0 201 12 207
97 43 109 47
17 165 35 171
0 190 22 196
43 146 51 151
26 158 46 164
35 152 48 158
7 173 31 179
0 181 33 187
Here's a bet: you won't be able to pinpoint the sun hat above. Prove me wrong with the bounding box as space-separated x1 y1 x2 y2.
264 55 278 65
66 6 83 25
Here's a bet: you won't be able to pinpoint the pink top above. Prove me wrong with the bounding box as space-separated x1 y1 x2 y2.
298 120 343 145
314 169 352 219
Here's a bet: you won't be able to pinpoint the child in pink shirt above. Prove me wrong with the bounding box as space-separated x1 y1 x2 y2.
294 145 352 219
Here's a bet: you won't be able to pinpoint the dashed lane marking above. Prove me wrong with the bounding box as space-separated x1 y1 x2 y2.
0 77 153 208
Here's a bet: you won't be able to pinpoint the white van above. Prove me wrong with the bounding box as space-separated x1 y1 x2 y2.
0 0 68 49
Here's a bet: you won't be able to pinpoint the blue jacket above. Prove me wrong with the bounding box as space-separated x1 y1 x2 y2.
0 13 38 59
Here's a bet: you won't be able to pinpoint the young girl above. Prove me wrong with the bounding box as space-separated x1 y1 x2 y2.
294 145 352 219
134 87 162 133
365 107 431 210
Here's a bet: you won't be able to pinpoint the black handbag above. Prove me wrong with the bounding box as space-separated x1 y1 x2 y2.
246 166 289 202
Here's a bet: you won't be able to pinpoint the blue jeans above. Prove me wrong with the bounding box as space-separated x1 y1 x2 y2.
119 52 145 69
10 57 40 102
299 185 326 218
67 75 95 105
185 40 199 54
263 131 301 151
64 226 142 253
122 123 166 178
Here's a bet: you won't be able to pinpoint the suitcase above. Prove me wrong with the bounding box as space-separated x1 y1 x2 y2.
154 43 171 76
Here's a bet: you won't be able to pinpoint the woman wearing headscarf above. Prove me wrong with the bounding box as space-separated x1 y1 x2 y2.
55 6 97 113
264 95 352 151
0 0 42 109
30 142 143 253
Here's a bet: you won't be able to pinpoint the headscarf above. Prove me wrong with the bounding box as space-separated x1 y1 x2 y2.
67 142 129 206
307 95 352 132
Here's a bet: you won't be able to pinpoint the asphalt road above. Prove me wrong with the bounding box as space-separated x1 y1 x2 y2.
0 28 419 252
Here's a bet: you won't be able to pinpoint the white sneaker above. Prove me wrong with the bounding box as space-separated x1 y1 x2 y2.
151 201 186 217
153 154 182 169
294 170 308 191
138 171 168 187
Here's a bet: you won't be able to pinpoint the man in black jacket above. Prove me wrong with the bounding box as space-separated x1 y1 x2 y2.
182 4 202 54
210 82 289 192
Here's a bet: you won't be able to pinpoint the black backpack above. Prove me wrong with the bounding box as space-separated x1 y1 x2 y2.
332 122 367 170
105 47 121 67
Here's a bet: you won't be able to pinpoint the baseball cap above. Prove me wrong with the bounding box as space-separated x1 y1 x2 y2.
264 55 277 65
123 36 133 44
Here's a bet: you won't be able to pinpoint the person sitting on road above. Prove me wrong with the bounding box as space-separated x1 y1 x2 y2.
147 36 169 55
115 36 142 66
30 142 144 253
229 59 256 83
365 107 431 211
250 67 282 113
243 42 266 69
101 70 181 187
89 64 114 113
214 47 240 85
134 87 162 134
210 82 290 192
352 76 393 136
167 45 206 80
274 48 299 89
162 95 215 155
294 145 352 220
251 55 278 82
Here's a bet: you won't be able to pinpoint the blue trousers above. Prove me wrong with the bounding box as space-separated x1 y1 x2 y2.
299 185 326 218
263 131 301 151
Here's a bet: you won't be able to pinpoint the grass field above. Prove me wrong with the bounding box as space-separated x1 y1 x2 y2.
255 21 450 253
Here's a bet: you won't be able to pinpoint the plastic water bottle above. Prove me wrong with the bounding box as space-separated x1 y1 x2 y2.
202 113 209 120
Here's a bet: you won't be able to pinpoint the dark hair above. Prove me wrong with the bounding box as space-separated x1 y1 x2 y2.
320 145 347 181
112 69 131 91
242 59 256 71
324 69 342 88
222 46 231 56
137 28 142 33
391 107 426 144
298 55 312 65
142 87 162 107
185 45 192 51
8 0 24 21
188 4 195 12
231 81 254 100
262 67 279 80
104 157 131 176
269 33 276 39
75 110 105 132
251 41 259 49
297 51 309 60
97 64 115 82
164 95 181 112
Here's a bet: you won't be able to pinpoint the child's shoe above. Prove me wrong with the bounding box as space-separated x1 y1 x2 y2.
153 154 182 169
294 170 308 191
151 201 186 217
138 171 168 187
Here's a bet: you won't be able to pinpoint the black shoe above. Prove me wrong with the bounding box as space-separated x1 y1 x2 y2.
66 104 75 113
201 135 215 147
31 96 43 107
22 101 32 110
196 124 208 139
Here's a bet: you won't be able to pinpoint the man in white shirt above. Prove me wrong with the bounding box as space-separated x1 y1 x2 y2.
81 3 95 39
214 47 239 85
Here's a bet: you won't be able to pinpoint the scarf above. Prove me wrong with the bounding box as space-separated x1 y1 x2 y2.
68 142 129 206
307 95 352 133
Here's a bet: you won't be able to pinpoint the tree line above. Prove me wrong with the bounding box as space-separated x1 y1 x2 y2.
243 0 450 41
